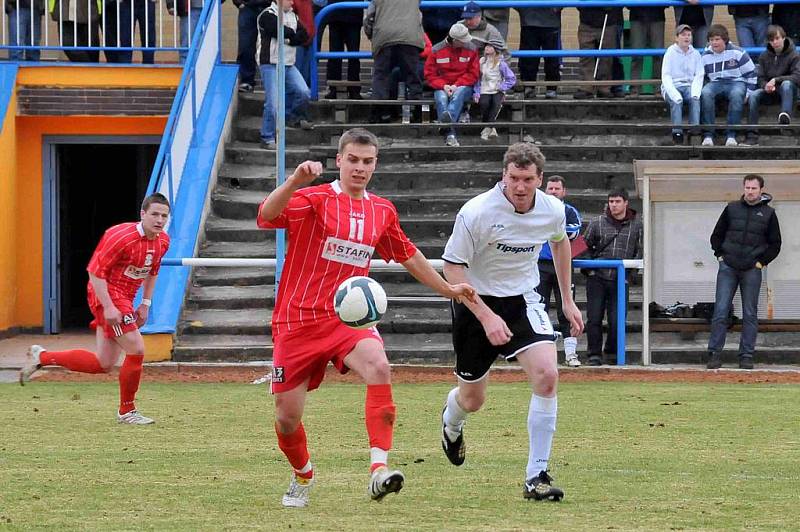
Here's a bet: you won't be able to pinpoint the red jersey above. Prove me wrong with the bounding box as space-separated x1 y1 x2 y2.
86 222 170 307
258 181 417 335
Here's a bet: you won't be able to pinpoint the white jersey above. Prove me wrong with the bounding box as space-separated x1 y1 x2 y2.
443 184 567 297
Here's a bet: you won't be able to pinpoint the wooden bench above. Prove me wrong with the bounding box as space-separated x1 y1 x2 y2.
651 318 800 340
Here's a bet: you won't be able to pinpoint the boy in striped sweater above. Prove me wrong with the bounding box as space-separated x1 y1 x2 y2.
700 24 757 146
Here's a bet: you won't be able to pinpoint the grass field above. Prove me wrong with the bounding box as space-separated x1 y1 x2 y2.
2 380 799 531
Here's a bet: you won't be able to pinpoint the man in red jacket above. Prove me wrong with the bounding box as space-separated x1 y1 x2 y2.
424 23 479 147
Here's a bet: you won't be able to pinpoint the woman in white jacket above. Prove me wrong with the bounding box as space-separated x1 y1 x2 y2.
661 24 705 145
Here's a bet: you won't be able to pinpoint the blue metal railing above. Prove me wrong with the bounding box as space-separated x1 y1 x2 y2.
310 0 787 98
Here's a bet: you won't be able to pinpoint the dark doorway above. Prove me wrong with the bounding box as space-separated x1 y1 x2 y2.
57 144 158 328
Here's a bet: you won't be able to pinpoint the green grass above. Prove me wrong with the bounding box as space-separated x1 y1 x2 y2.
1 381 799 531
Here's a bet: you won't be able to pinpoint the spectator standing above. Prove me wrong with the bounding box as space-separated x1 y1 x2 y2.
234 0 269 93
322 0 364 99
364 0 425 121
706 175 781 370
7 0 44 61
424 23 480 147
51 0 101 62
772 4 800 43
538 175 583 367
167 0 203 63
700 24 757 146
582 188 642 366
388 32 431 100
291 0 316 85
746 24 800 144
517 3 562 99
257 0 312 150
728 4 770 48
104 0 157 64
661 24 704 144
473 38 516 140
483 3 509 40
574 7 623 99
458 1 504 51
674 0 713 49
627 4 665 97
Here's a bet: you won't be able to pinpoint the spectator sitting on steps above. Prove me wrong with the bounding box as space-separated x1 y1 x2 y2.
472 38 516 141
661 24 704 145
424 23 480 147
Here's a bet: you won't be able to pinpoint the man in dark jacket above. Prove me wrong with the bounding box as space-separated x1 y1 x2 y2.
707 175 782 370
746 25 800 144
574 7 623 99
582 188 643 366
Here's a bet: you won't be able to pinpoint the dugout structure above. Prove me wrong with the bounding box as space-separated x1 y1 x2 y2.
634 160 800 365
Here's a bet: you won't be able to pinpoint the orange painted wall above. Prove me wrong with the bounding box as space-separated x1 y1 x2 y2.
0 90 19 331
15 115 168 327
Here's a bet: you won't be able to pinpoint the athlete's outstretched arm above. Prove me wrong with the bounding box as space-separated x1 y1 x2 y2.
442 262 513 346
257 161 323 223
550 236 584 337
402 251 477 304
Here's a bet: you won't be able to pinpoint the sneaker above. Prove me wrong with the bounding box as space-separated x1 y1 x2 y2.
441 407 466 466
572 90 594 100
564 353 581 367
480 127 491 141
545 90 557 99
260 140 277 150
288 119 313 130
489 127 498 138
445 134 460 147
587 355 603 366
368 466 405 501
19 345 45 386
743 133 759 146
282 474 314 508
778 112 791 125
238 82 254 93
117 410 155 425
672 132 684 145
739 355 754 370
323 88 337 99
701 136 714 146
725 137 738 147
523 470 564 501
706 351 722 370
458 112 470 124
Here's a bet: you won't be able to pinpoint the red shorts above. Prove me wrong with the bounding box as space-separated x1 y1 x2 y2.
270 318 384 394
89 299 138 339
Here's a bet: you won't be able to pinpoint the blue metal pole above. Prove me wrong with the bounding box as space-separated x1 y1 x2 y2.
275 2 287 292
617 264 626 366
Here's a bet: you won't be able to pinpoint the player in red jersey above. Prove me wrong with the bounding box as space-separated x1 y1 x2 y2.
257 128 476 507
19 193 171 425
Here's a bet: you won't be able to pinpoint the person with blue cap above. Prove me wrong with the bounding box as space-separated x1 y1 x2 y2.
458 1 505 51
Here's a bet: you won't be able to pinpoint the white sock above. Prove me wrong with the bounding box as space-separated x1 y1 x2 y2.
442 387 467 441
526 394 557 480
564 337 578 357
370 447 389 469
296 460 313 475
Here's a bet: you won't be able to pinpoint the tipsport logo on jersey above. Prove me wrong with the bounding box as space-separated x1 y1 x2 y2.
322 237 375 268
495 243 537 254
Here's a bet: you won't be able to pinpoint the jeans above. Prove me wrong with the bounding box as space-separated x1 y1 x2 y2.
259 64 310 142
434 86 472 135
586 274 629 358
665 85 700 133
8 8 42 61
179 7 202 63
748 80 798 126
701 80 746 139
294 45 312 86
236 4 260 85
708 261 762 356
734 15 770 47
105 0 156 63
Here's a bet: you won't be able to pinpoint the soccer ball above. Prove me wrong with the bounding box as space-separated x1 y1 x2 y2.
333 276 388 329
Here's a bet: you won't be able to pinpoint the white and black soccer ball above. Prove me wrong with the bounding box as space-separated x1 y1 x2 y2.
333 276 387 329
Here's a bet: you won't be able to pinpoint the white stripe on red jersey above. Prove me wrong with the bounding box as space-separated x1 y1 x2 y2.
258 181 417 334
87 222 171 307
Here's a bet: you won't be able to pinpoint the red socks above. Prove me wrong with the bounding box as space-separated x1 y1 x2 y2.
276 422 312 478
39 349 105 374
365 384 396 466
118 355 144 415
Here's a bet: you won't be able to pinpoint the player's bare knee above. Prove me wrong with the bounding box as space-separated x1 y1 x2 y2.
458 391 485 413
534 368 558 395
361 357 391 384
274 410 302 434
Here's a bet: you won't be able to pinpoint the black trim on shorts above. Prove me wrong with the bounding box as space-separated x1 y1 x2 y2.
451 294 556 382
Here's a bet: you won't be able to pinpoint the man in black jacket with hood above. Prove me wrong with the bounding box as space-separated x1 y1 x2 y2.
707 175 782 370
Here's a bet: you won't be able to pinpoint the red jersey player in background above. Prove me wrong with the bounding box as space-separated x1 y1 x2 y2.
258 128 476 508
20 193 171 425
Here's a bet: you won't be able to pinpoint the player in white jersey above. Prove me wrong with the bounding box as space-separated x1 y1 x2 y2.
439 142 584 501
